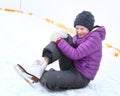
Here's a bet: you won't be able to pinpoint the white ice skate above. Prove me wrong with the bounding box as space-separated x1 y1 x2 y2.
14 59 47 88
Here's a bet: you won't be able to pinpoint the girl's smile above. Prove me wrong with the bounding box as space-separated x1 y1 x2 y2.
75 25 90 38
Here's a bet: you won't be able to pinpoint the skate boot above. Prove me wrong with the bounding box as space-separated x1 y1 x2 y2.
14 59 47 87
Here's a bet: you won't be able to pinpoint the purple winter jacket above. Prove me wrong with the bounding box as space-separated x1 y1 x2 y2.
57 26 106 80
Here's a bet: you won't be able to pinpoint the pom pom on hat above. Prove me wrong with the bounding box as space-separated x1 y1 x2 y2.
74 11 95 31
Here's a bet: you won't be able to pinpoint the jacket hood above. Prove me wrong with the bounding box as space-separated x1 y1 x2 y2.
91 26 106 40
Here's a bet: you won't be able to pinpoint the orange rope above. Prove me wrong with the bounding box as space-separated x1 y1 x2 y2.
105 43 120 57
0 7 75 35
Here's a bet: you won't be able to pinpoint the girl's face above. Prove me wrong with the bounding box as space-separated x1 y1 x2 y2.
75 25 90 38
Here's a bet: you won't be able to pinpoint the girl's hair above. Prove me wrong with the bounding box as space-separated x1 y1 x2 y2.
93 25 101 28
90 25 101 32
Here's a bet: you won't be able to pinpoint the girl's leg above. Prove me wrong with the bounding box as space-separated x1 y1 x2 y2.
58 34 74 70
58 54 73 71
42 34 73 64
40 67 90 90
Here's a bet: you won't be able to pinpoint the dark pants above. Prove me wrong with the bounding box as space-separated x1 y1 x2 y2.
40 35 90 91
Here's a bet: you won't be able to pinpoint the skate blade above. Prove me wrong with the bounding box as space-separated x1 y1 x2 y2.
14 64 39 88
17 64 40 82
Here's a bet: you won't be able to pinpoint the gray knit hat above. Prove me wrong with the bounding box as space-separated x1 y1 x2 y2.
74 11 95 31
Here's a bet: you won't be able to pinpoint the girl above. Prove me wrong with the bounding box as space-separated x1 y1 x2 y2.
17 11 106 90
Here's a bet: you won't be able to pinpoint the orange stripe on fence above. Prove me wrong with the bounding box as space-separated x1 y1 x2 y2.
106 43 120 57
0 7 75 35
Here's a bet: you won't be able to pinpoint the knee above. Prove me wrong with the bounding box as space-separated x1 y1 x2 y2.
40 71 58 90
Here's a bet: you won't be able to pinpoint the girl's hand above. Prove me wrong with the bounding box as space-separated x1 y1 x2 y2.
50 30 68 42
